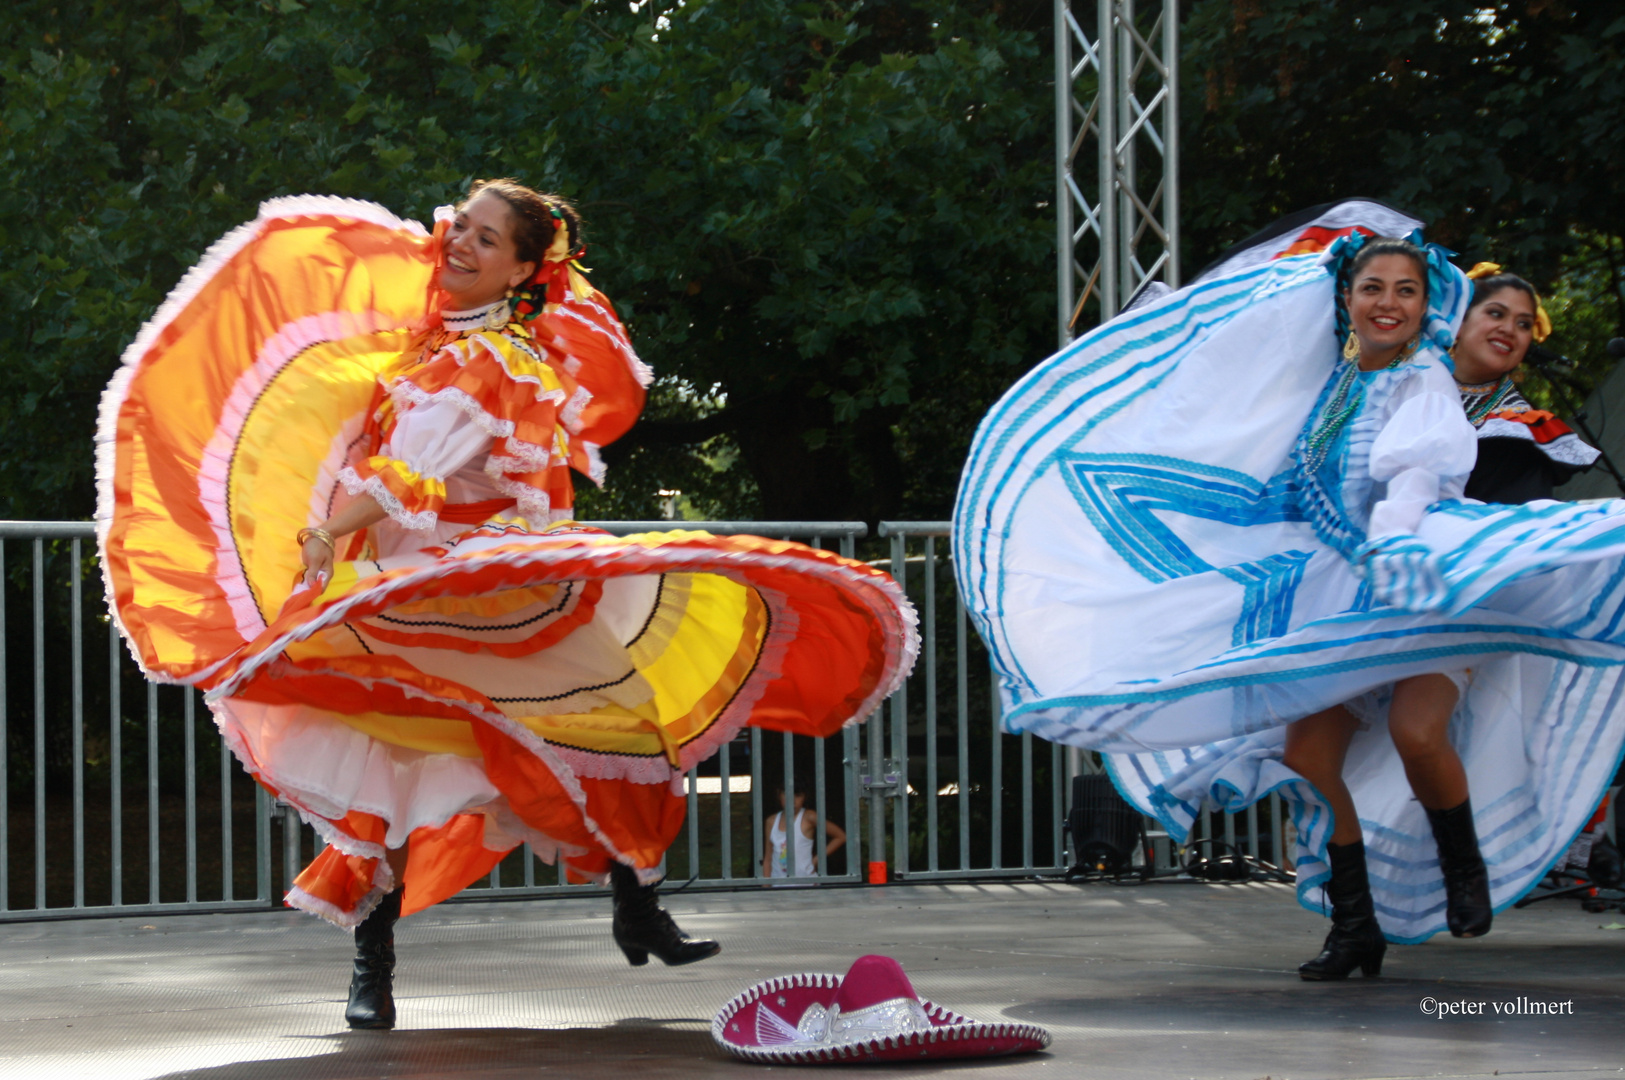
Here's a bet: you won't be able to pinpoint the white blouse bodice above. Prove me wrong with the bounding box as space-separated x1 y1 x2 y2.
1298 351 1478 554
378 393 500 504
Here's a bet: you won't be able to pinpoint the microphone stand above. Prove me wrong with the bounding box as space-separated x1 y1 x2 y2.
1532 359 1625 497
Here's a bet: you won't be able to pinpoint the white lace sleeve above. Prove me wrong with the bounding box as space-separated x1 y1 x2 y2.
337 394 498 531
384 395 496 481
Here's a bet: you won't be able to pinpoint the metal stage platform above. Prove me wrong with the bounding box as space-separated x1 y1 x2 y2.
2 881 1620 1080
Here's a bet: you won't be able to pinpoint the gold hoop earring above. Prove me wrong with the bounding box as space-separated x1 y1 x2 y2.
1342 331 1360 360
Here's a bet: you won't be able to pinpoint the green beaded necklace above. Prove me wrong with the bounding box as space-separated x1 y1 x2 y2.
1301 338 1419 473
1459 375 1516 427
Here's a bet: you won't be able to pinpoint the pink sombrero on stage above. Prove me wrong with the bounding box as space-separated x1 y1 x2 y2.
712 954 1051 1064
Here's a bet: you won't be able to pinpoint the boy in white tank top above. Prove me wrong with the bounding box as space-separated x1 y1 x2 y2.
762 780 846 879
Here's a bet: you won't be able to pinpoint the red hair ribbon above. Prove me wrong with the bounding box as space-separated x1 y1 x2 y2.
530 259 574 307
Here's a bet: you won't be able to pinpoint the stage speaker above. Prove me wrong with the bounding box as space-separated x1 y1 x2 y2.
1064 774 1147 881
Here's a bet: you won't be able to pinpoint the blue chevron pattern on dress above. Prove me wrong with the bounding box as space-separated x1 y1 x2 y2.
1062 453 1313 646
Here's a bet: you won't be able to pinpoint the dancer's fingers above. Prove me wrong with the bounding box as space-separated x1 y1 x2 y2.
300 541 335 590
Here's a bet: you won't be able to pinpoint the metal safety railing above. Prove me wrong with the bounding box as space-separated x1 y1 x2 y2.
0 519 1289 922
875 521 1072 882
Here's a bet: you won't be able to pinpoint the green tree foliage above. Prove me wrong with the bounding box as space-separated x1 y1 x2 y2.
1182 0 1625 395
0 0 1052 523
6 1 1625 527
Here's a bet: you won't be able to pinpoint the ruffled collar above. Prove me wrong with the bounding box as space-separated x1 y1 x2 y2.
441 300 508 333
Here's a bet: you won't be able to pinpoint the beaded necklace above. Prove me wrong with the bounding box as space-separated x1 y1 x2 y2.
1301 339 1419 473
1458 375 1516 427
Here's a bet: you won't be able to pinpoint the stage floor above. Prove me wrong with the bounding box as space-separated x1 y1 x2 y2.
1 879 1620 1079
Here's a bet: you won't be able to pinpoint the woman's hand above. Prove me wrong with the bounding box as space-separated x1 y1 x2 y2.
295 496 389 592
299 530 335 591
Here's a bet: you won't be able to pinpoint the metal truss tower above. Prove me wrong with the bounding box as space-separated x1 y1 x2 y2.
1054 0 1180 346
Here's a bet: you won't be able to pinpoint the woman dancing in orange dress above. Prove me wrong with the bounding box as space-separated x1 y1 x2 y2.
98 179 917 1028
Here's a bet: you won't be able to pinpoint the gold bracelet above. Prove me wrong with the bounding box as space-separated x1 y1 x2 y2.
296 526 335 552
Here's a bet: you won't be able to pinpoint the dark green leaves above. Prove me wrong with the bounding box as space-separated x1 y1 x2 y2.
1 0 1052 522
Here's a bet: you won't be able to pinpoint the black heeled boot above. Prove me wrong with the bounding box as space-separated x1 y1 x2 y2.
1299 840 1387 981
1426 799 1492 938
609 863 721 967
344 888 401 1029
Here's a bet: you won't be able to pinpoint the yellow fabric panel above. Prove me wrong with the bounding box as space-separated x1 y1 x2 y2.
362 456 448 502
336 710 482 758
281 569 765 764
507 576 763 763
519 700 672 759
230 332 409 623
659 584 768 751
106 212 434 680
631 574 754 733
468 333 557 386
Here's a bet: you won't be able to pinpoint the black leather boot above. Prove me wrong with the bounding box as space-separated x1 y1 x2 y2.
609 863 720 967
1299 840 1387 980
1426 799 1492 938
344 888 401 1029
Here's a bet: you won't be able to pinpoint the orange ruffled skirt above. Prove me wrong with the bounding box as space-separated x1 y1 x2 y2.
95 197 917 925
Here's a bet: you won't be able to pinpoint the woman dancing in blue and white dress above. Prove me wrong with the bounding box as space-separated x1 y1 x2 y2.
1279 235 1484 979
955 218 1625 975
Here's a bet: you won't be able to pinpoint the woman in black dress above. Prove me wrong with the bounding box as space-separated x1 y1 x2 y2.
1453 264 1598 502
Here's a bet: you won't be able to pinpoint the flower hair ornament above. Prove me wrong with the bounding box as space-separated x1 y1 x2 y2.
1465 261 1552 342
1324 227 1471 362
506 204 589 335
